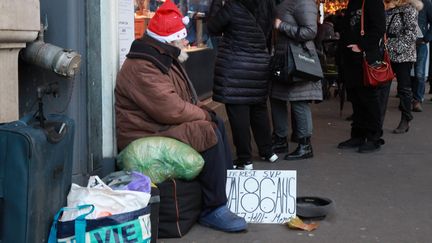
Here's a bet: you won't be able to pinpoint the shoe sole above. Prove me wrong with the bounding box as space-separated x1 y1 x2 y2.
233 164 253 170
392 128 409 134
261 154 279 163
284 153 313 160
337 145 362 149
358 147 381 153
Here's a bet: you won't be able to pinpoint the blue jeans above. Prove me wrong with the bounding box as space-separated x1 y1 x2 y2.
413 43 428 102
270 98 313 139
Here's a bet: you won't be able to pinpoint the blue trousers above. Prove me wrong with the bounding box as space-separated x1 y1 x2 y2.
270 98 313 139
199 116 233 210
413 43 428 102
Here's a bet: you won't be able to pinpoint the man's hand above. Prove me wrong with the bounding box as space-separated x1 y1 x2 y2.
201 106 218 122
207 110 218 123
275 18 282 29
347 44 361 52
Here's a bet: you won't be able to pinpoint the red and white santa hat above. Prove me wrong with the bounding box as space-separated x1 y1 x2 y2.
146 0 189 43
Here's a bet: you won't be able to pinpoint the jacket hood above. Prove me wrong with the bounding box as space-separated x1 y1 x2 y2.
126 35 181 74
409 0 423 11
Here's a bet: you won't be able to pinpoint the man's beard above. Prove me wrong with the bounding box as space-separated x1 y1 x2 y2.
171 39 189 63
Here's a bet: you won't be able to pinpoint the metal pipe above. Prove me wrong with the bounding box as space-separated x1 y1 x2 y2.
20 24 81 79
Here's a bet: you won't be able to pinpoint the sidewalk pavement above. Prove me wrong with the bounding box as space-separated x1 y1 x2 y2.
161 83 432 243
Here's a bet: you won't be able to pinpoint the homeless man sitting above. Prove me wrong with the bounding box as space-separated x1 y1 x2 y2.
114 0 247 233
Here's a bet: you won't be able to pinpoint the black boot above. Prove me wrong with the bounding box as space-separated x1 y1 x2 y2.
284 137 313 160
272 135 288 153
393 117 410 134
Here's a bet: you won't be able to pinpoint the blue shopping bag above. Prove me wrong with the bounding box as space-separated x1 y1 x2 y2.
48 204 151 243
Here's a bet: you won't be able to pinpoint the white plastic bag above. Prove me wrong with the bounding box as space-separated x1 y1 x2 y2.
61 175 151 221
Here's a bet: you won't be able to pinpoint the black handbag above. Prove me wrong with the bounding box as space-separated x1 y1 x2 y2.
271 41 323 83
288 41 323 82
270 51 291 82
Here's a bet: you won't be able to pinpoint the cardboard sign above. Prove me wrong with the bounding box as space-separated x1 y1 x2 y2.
226 170 296 224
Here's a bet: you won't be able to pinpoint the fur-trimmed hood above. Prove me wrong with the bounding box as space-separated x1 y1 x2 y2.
408 0 424 11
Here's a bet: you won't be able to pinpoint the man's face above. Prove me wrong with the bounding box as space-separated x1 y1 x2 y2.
171 38 189 49
170 38 189 63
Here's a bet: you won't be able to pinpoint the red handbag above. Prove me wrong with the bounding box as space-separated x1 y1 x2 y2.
360 0 395 87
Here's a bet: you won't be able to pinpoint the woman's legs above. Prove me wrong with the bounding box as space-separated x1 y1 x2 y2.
392 62 413 133
225 104 252 165
290 101 313 138
250 102 275 159
270 98 289 138
270 98 289 153
392 62 414 121
285 101 313 160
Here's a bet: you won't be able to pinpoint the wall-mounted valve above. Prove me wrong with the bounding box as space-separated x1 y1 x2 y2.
20 23 81 79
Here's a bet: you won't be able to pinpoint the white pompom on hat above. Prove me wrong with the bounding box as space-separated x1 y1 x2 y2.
146 0 189 43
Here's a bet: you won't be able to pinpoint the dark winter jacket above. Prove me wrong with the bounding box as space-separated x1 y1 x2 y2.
207 0 275 104
115 35 217 152
270 0 323 101
340 0 386 88
418 0 432 42
341 0 386 63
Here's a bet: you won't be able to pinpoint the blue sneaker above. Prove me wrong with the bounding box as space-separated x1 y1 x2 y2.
199 205 247 232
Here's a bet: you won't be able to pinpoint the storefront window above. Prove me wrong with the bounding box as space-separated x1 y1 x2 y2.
134 0 212 48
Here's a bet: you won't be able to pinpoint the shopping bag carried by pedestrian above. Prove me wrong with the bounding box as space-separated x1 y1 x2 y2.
48 204 152 243
288 41 324 82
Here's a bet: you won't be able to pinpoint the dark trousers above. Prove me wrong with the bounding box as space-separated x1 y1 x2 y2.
225 103 273 163
347 82 391 141
199 116 232 211
391 62 414 121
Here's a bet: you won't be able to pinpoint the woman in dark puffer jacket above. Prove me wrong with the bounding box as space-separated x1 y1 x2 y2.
207 0 278 169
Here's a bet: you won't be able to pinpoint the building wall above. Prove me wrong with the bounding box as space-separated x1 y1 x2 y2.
18 0 89 184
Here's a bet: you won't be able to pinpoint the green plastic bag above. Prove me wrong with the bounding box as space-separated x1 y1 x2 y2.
117 137 205 183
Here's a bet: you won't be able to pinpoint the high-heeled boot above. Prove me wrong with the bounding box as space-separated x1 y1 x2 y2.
284 137 313 160
393 117 410 134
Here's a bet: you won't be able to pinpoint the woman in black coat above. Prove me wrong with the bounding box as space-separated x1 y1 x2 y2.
338 0 390 153
207 0 278 169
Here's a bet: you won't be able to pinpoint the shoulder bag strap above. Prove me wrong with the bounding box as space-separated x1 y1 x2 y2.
386 12 405 36
361 0 388 45
360 0 365 36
